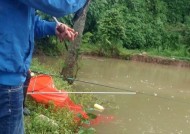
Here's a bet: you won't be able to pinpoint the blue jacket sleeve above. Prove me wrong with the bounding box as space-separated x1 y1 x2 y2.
19 0 86 17
34 15 56 39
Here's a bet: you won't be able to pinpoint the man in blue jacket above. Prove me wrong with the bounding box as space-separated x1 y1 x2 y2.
0 0 86 134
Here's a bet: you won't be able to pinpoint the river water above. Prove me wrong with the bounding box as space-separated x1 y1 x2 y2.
37 56 190 134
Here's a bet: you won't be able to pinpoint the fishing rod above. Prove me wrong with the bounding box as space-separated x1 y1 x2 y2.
27 91 136 95
52 17 60 25
52 16 69 51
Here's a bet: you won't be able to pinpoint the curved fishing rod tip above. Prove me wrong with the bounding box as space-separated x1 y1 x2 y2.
94 104 105 112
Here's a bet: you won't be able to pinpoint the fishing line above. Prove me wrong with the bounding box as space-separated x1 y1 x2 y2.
30 70 136 95
31 70 190 105
74 79 190 105
31 70 135 93
70 78 190 105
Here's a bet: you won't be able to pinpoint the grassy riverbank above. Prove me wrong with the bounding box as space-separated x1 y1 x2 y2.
24 58 99 134
80 43 190 67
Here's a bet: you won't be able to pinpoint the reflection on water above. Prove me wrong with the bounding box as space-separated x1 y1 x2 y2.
76 56 190 134
36 56 190 134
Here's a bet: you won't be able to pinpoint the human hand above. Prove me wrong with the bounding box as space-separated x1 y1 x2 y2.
56 23 78 42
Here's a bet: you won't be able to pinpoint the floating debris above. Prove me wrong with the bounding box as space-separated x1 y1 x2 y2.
94 104 105 112
154 93 158 96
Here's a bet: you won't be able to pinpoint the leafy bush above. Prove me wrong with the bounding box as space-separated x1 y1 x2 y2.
36 0 190 59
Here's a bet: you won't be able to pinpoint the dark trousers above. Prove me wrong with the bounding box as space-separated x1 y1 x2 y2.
0 84 24 134
23 71 31 108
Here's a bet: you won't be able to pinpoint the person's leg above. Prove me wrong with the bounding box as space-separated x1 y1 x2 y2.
23 71 31 115
23 71 31 108
0 84 24 134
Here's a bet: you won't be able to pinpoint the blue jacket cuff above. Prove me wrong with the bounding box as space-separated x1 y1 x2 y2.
44 21 56 36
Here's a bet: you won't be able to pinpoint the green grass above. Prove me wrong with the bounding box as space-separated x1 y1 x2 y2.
25 99 77 134
80 43 140 59
80 43 190 61
146 48 190 61
25 58 97 134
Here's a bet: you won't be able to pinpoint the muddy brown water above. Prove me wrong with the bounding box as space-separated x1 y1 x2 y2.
36 56 190 134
